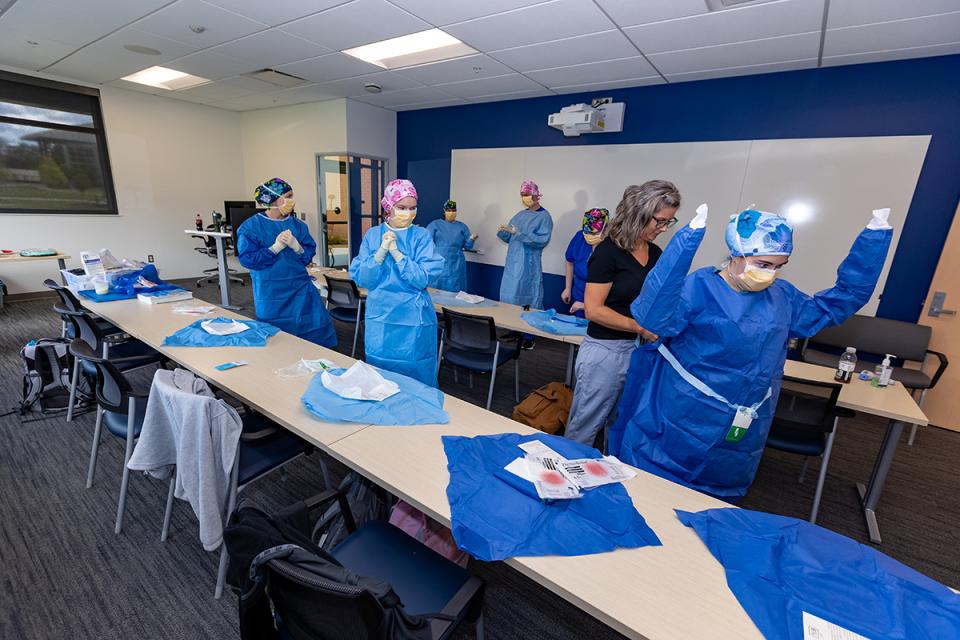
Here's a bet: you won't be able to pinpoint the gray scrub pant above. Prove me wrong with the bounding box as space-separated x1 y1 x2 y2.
565 336 637 446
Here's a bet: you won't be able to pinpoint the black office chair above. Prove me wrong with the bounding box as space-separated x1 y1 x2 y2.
193 225 244 288
764 376 843 524
437 307 521 411
230 490 485 640
57 304 164 422
69 339 150 536
43 278 121 338
324 275 364 358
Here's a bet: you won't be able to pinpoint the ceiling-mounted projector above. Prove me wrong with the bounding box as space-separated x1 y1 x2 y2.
547 102 625 137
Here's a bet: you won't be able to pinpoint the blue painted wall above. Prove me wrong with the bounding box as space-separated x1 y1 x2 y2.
398 55 960 322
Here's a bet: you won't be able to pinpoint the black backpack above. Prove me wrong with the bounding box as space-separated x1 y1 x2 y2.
16 338 89 416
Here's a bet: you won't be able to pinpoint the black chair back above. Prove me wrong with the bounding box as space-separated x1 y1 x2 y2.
56 304 106 353
69 339 131 414
266 557 386 640
442 308 498 354
324 275 362 310
773 376 842 433
808 314 931 364
44 278 85 313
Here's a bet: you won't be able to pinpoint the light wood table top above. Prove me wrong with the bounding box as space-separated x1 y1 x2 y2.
329 395 760 640
79 297 371 447
310 266 584 345
783 360 927 425
0 252 71 263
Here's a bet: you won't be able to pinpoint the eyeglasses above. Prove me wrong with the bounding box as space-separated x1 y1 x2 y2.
652 216 678 229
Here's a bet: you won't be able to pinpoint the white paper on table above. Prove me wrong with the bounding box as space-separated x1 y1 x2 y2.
518 440 567 460
173 302 215 316
201 319 249 335
802 612 870 640
455 291 485 304
321 361 399 401
504 457 535 482
558 456 637 489
524 455 582 500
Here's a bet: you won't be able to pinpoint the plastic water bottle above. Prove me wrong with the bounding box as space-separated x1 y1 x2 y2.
195 213 203 231
835 347 857 383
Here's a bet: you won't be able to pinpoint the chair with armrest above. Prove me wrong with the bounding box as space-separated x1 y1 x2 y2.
765 376 843 524
323 275 364 358
801 314 948 445
43 278 121 338
194 226 244 288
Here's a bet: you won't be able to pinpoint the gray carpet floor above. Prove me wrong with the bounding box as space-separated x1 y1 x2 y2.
1 278 957 639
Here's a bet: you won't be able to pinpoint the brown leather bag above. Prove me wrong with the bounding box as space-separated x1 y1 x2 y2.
512 382 573 434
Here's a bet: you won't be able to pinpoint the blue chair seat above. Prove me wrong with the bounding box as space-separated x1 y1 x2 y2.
442 343 518 372
103 400 147 439
332 520 472 617
237 429 307 486
328 306 361 323
765 427 826 457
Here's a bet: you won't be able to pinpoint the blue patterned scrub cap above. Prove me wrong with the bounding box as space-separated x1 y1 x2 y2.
254 178 292 207
726 209 794 257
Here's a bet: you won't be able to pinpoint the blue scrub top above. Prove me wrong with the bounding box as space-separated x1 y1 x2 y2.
564 231 592 304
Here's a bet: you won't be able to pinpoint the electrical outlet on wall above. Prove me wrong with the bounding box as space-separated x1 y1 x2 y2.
147 254 155 263
300 212 306 220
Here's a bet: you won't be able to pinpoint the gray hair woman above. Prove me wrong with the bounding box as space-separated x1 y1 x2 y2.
564 180 681 447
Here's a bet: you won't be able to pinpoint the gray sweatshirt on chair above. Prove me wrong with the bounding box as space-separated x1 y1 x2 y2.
127 368 243 551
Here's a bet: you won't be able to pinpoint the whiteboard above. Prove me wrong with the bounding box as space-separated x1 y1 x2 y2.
451 136 930 315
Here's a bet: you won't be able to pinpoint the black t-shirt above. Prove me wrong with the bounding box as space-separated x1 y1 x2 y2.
585 237 663 341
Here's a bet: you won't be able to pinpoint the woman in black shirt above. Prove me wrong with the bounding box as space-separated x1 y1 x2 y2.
564 180 681 446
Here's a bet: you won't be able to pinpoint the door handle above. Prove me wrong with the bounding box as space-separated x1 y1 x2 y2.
928 291 957 317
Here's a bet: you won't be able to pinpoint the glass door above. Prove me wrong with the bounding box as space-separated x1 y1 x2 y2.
316 154 386 266
348 155 385 260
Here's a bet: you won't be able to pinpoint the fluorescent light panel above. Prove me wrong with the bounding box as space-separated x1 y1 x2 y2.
342 28 476 69
122 66 210 90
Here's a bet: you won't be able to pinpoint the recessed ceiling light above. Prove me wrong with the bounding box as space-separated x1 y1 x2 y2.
27 40 39 47
124 44 162 55
364 83 382 94
342 28 476 70
121 66 210 90
189 25 207 34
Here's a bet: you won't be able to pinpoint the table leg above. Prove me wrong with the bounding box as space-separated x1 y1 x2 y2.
565 344 577 388
57 257 67 283
855 419 904 544
213 236 240 310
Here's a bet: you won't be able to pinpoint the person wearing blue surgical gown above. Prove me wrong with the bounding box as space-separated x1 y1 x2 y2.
498 180 553 309
237 177 337 348
427 199 476 292
608 205 894 498
350 179 444 387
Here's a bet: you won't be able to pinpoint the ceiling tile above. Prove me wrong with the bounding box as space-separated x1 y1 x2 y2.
526 56 658 88
823 11 960 57
625 0 823 54
436 73 544 99
165 50 259 79
827 0 960 29
173 76 277 100
108 79 168 96
133 0 268 48
0 0 173 48
352 86 458 107
552 76 665 94
395 97 468 111
268 83 348 103
490 30 640 72
0 37 76 71
314 70 425 98
444 0 614 52
202 0 350 26
275 52 383 83
387 0 547 26
593 0 708 27
280 0 431 50
665 58 818 83
821 41 960 67
211 91 312 111
210 30 330 67
649 31 821 75
466 88 555 104
398 54 515 85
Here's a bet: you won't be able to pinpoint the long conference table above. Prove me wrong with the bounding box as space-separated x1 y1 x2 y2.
78 294 928 639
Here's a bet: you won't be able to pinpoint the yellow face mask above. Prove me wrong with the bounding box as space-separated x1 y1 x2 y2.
733 264 778 292
583 231 603 246
444 210 457 222
521 195 537 208
390 209 417 229
278 197 296 216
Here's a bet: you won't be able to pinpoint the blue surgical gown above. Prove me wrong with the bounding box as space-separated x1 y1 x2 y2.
349 224 444 387
609 224 893 498
236 213 337 348
564 231 592 317
426 219 474 292
497 208 553 308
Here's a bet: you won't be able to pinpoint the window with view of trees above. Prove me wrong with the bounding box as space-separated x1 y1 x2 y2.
0 71 117 214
